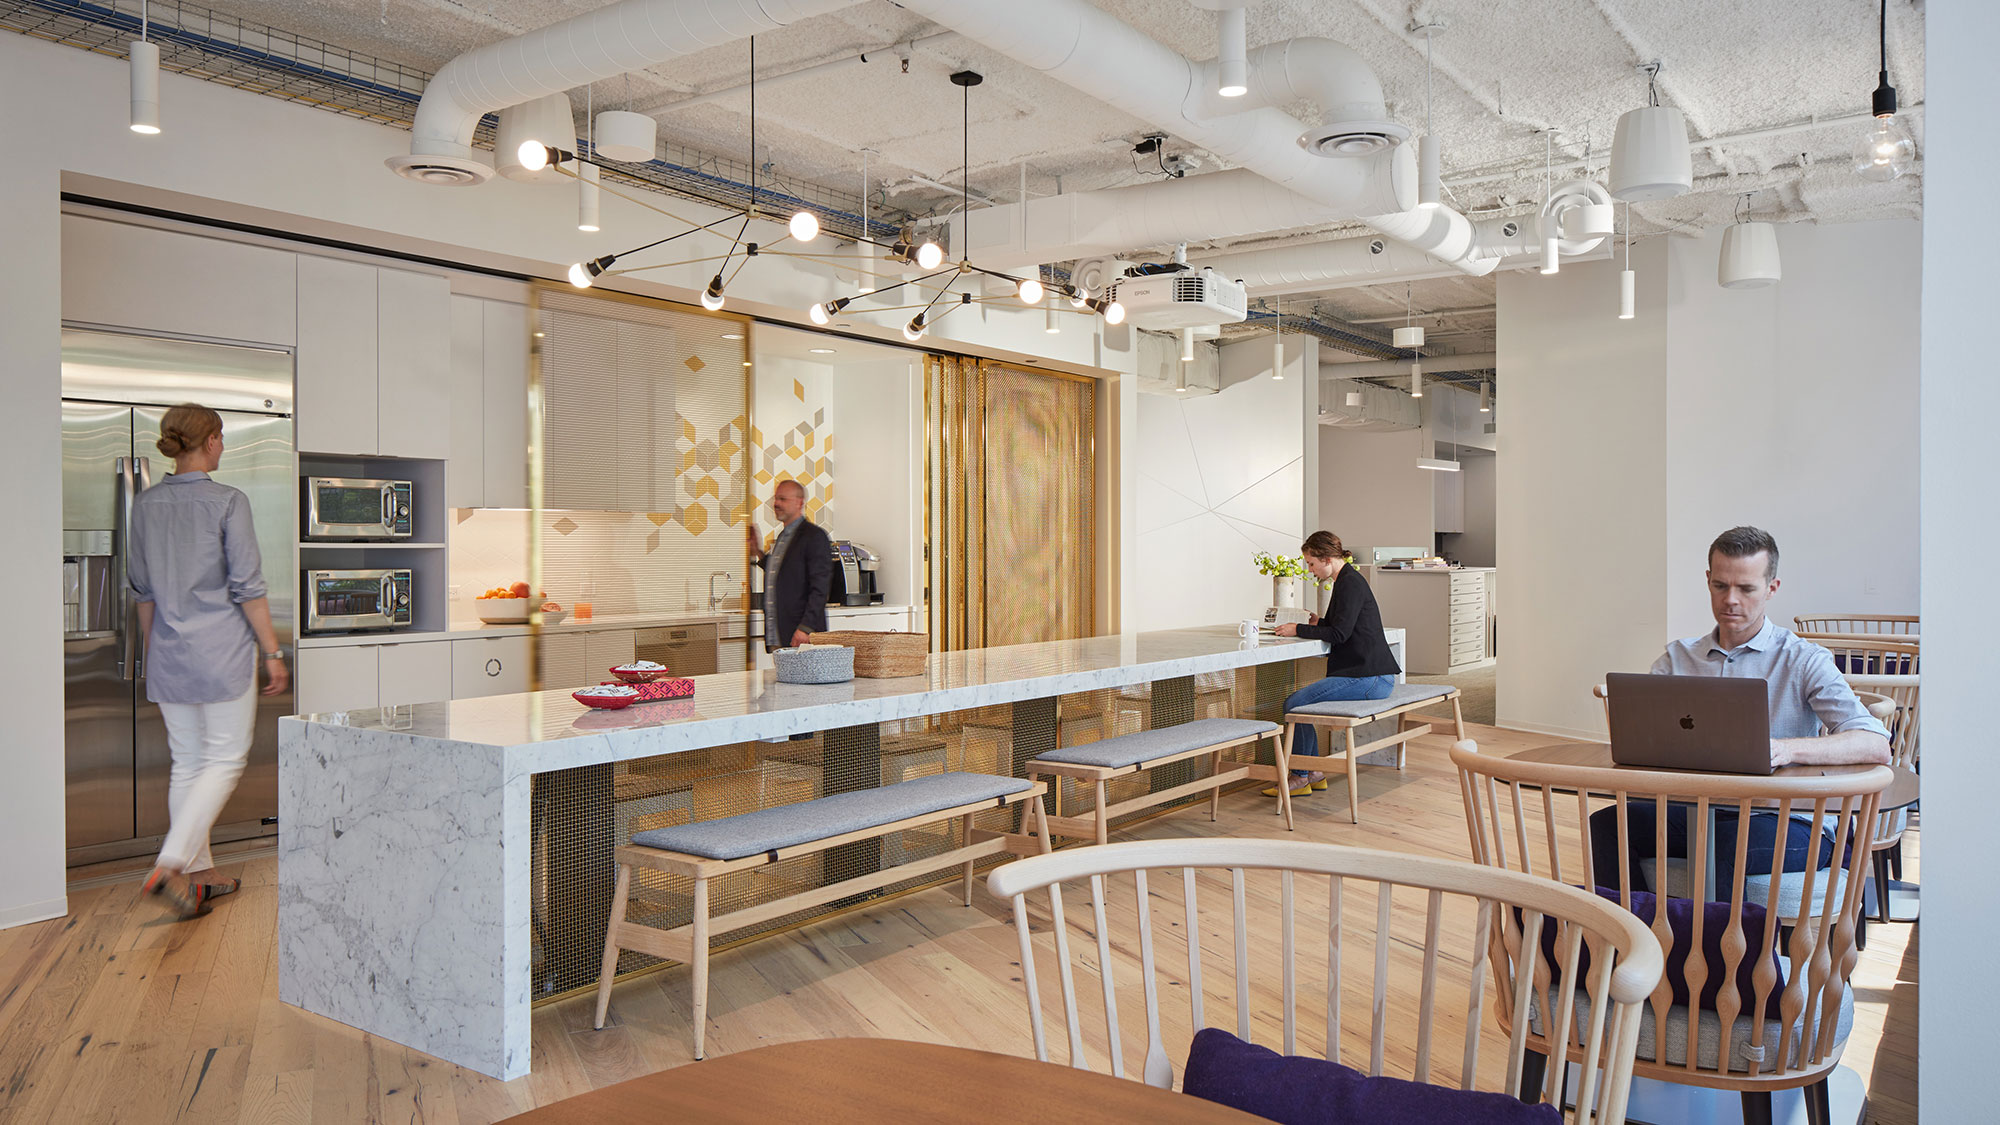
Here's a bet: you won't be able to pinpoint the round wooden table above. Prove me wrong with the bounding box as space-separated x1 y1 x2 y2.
498 1038 1266 1124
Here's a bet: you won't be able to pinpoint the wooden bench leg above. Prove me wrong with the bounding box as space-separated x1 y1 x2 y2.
1276 726 1296 832
1344 726 1361 824
593 863 633 1030
1030 798 1054 854
960 812 976 905
691 875 710 1061
1093 779 1111 846
1208 750 1222 822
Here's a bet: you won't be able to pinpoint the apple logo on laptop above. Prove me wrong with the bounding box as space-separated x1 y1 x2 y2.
1679 714 1695 730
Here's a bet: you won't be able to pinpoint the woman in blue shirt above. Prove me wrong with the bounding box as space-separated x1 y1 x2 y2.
130 404 289 917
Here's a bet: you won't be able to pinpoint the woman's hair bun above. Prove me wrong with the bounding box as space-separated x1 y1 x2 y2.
155 404 223 459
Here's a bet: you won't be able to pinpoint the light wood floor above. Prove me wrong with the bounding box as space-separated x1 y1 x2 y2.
0 724 1917 1124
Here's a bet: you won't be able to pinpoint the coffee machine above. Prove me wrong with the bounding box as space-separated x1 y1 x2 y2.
830 540 884 606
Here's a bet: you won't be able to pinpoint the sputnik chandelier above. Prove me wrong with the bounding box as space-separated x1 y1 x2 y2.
531 56 1123 337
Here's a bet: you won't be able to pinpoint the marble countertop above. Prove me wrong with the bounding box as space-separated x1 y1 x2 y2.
284 626 1330 770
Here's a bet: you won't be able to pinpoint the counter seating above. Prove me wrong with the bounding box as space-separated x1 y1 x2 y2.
1026 717 1283 844
593 771 1050 1060
1280 684 1465 825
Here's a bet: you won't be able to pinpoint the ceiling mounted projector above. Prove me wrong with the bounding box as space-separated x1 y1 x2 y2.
1609 104 1692 201
1718 222 1781 289
1106 267 1248 330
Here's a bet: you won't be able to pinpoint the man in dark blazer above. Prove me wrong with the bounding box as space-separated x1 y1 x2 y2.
747 478 831 650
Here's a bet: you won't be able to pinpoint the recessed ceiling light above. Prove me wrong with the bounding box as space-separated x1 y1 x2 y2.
809 347 836 354
721 332 744 340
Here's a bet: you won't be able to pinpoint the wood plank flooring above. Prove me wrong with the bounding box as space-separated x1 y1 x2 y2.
0 724 1918 1124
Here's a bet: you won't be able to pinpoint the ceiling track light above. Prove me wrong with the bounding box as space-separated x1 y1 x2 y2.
129 0 159 135
1855 0 1915 180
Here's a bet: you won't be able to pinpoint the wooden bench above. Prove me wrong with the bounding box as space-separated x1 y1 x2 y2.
1280 683 1464 825
593 771 1050 1060
1025 716 1283 845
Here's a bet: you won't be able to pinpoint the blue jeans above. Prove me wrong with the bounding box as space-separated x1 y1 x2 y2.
1284 674 1397 765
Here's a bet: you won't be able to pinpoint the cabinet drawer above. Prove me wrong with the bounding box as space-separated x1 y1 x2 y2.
377 640 453 707
1449 603 1483 625
585 629 637 672
452 635 532 698
1449 641 1485 666
296 645 378 715
540 633 588 689
1450 621 1484 645
1449 590 1483 607
1449 573 1482 594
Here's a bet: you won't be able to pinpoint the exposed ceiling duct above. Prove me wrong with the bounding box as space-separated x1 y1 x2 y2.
387 0 861 185
1322 352 1497 380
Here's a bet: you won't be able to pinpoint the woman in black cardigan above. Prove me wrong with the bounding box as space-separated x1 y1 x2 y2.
1268 530 1402 797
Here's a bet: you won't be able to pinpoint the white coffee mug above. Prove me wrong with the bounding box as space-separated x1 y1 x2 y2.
1238 618 1262 642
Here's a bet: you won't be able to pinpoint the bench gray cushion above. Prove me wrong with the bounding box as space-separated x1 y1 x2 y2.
630 771 1034 860
1286 682 1455 721
1031 717 1279 770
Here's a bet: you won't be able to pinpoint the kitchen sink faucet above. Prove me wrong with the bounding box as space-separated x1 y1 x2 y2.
707 571 733 611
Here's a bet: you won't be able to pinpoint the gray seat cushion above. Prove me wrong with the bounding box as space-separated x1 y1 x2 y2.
1286 682 1454 720
1641 857 1854 920
1532 957 1853 1073
1031 717 1279 770
630 771 1034 860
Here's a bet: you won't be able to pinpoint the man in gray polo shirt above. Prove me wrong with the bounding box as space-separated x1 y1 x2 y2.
1590 526 1890 893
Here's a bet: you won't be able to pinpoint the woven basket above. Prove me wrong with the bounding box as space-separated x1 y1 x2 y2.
807 631 929 678
771 644 855 684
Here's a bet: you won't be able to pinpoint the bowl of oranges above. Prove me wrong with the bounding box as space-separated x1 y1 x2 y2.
475 582 565 624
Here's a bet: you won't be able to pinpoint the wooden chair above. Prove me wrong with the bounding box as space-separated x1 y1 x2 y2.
1795 635 1919 676
1792 614 1918 636
988 837 1662 1123
1846 675 1920 923
1451 741 1890 1125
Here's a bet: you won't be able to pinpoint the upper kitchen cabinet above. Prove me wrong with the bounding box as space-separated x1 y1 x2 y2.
296 256 450 458
61 215 297 346
445 296 530 510
540 308 620 511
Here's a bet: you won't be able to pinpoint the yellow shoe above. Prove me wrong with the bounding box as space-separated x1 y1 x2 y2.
1263 774 1314 798
1310 777 1328 791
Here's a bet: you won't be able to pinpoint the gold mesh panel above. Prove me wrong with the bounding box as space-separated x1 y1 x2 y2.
925 356 1096 650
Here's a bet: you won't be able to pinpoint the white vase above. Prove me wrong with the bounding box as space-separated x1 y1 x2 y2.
1272 576 1301 609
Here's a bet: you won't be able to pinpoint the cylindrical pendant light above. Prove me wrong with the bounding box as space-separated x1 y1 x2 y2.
1045 294 1060 334
1416 24 1442 208
577 161 601 232
594 110 657 162
1618 201 1635 319
1182 327 1196 364
1217 5 1248 98
130 4 160 136
1409 359 1423 398
1271 301 1284 381
1478 380 1491 412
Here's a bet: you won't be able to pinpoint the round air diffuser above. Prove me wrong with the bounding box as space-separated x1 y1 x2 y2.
1609 104 1692 201
594 111 657 162
1717 222 1781 289
384 153 495 186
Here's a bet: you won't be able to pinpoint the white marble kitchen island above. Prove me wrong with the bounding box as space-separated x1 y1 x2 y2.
277 626 1345 1079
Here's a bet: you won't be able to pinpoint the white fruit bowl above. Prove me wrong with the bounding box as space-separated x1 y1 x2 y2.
474 597 531 624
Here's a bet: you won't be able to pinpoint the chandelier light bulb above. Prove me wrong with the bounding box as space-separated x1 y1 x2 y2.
902 313 928 341
567 262 594 289
1018 276 1044 305
700 275 726 311
788 210 821 242
1069 286 1089 309
517 141 552 173
916 241 945 270
809 302 831 326
1103 300 1126 326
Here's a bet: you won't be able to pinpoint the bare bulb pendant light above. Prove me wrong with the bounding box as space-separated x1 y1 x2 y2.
1618 201 1636 319
1855 0 1915 181
130 0 160 135
1415 23 1443 209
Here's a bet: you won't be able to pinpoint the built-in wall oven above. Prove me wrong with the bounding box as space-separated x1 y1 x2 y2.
304 568 413 633
304 477 413 540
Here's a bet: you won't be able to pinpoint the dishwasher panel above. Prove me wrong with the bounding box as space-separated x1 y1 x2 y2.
633 624 718 677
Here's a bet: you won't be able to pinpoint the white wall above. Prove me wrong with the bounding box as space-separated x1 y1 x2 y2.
0 31 1135 927
1922 2 1997 1114
1455 454 1498 568
1496 245 1672 739
1318 425 1434 551
1133 333 1316 630
1661 220 1921 639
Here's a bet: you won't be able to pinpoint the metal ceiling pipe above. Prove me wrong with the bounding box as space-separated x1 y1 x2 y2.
893 0 1491 275
389 0 861 184
1322 352 1498 379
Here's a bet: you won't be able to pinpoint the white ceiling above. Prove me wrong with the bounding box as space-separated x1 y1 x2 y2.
186 0 1928 347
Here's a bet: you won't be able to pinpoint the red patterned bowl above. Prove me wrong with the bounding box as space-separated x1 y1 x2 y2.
572 686 640 710
609 662 671 684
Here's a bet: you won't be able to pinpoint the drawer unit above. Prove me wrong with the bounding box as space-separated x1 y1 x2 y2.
296 645 379 715
540 628 638 690
377 641 453 707
452 635 532 698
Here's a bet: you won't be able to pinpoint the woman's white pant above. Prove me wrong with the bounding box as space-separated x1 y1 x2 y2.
155 677 258 874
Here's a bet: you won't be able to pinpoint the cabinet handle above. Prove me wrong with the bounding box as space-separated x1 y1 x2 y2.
486 658 502 677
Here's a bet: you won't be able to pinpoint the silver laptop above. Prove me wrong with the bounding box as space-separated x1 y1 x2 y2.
1605 673 1774 775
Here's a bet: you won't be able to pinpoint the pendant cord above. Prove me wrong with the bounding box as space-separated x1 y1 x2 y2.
749 36 757 217
962 79 970 259
1879 0 1887 77
140 0 147 40
1624 201 1631 268
1424 33 1434 136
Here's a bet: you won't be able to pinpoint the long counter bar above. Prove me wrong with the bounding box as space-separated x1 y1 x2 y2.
276 627 1330 1079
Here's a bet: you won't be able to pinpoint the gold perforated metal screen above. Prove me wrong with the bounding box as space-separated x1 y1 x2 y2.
926 356 1096 650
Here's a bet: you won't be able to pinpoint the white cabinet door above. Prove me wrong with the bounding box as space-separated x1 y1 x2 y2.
296 646 378 714
446 295 485 508
540 309 619 510
618 319 677 512
452 635 532 698
718 637 749 671
585 629 637 676
376 268 452 459
296 256 379 455
482 301 530 509
540 633 588 690
61 215 298 346
376 640 454 706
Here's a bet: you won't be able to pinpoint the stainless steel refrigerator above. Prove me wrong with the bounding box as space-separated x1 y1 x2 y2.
61 329 294 866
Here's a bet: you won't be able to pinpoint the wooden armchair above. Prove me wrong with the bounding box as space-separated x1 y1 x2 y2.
1795 636 1919 676
1793 614 1918 636
988 837 1662 1124
1451 741 1889 1125
1846 675 1920 923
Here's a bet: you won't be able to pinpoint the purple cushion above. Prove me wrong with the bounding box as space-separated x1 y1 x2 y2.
1533 888 1785 1019
1181 1028 1561 1125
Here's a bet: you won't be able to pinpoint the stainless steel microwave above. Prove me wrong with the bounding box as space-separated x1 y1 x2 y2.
304 477 413 540
304 569 412 633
